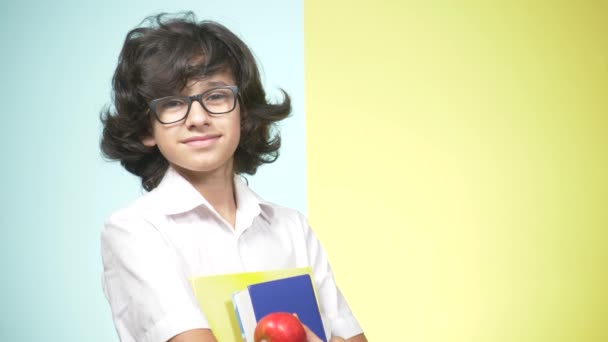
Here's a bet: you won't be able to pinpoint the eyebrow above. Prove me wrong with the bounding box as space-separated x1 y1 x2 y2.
206 80 229 87
179 79 232 96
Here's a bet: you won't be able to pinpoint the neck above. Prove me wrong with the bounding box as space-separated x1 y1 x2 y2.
173 163 237 228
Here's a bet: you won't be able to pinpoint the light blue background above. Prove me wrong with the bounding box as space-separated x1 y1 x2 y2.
0 1 305 340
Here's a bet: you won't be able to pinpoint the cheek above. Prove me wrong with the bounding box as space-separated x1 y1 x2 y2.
231 126 242 153
236 118 242 139
232 115 242 143
151 126 178 154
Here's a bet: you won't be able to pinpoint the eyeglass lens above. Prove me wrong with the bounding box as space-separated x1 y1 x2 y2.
153 87 236 123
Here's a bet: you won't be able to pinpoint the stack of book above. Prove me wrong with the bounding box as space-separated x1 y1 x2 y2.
189 268 328 342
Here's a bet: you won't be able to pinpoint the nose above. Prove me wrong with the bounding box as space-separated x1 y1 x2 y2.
185 99 211 127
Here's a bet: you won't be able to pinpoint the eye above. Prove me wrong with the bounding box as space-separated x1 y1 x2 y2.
159 98 187 110
204 89 232 103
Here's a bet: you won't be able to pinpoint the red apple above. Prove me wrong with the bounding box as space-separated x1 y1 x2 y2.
254 312 307 342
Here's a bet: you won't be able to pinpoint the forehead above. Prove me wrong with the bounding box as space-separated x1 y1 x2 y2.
181 69 236 94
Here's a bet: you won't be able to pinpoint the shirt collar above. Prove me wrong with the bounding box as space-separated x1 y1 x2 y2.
147 166 271 223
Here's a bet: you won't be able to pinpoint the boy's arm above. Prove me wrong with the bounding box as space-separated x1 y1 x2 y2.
102 212 210 341
298 213 365 338
304 323 368 342
345 333 368 342
168 328 218 342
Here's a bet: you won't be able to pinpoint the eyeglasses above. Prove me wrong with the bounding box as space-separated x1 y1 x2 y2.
148 85 239 124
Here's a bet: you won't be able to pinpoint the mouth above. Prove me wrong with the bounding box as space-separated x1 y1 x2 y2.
182 134 221 147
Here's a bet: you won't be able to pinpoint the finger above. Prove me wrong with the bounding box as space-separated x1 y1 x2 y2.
292 313 324 342
301 322 322 342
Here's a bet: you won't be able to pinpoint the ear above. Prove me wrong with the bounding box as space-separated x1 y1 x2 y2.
141 134 157 147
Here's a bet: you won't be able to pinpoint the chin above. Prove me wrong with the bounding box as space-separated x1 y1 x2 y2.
173 160 234 175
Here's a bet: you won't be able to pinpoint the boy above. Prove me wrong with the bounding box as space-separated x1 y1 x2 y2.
100 12 367 342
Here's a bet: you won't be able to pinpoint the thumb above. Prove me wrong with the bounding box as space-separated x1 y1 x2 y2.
301 323 323 342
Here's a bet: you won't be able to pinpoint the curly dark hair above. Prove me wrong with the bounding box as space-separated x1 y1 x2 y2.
100 12 291 191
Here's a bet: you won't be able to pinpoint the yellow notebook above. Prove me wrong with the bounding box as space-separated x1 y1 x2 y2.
189 267 312 342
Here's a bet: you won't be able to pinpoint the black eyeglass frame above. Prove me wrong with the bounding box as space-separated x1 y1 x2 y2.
148 85 239 124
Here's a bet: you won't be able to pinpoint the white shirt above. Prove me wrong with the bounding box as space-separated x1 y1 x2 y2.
101 167 363 342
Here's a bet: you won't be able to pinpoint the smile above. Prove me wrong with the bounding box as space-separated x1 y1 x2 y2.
182 134 221 147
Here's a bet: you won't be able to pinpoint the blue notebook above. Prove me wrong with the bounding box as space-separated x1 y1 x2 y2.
232 274 327 342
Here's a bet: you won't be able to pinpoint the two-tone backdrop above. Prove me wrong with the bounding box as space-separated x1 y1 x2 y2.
1 1 607 341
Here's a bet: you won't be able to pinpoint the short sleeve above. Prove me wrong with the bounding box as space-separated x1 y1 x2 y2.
299 213 364 339
101 210 208 342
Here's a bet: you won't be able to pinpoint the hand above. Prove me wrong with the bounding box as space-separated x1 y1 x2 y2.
302 323 345 342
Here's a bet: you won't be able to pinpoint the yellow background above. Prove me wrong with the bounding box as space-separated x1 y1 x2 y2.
305 2 607 341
